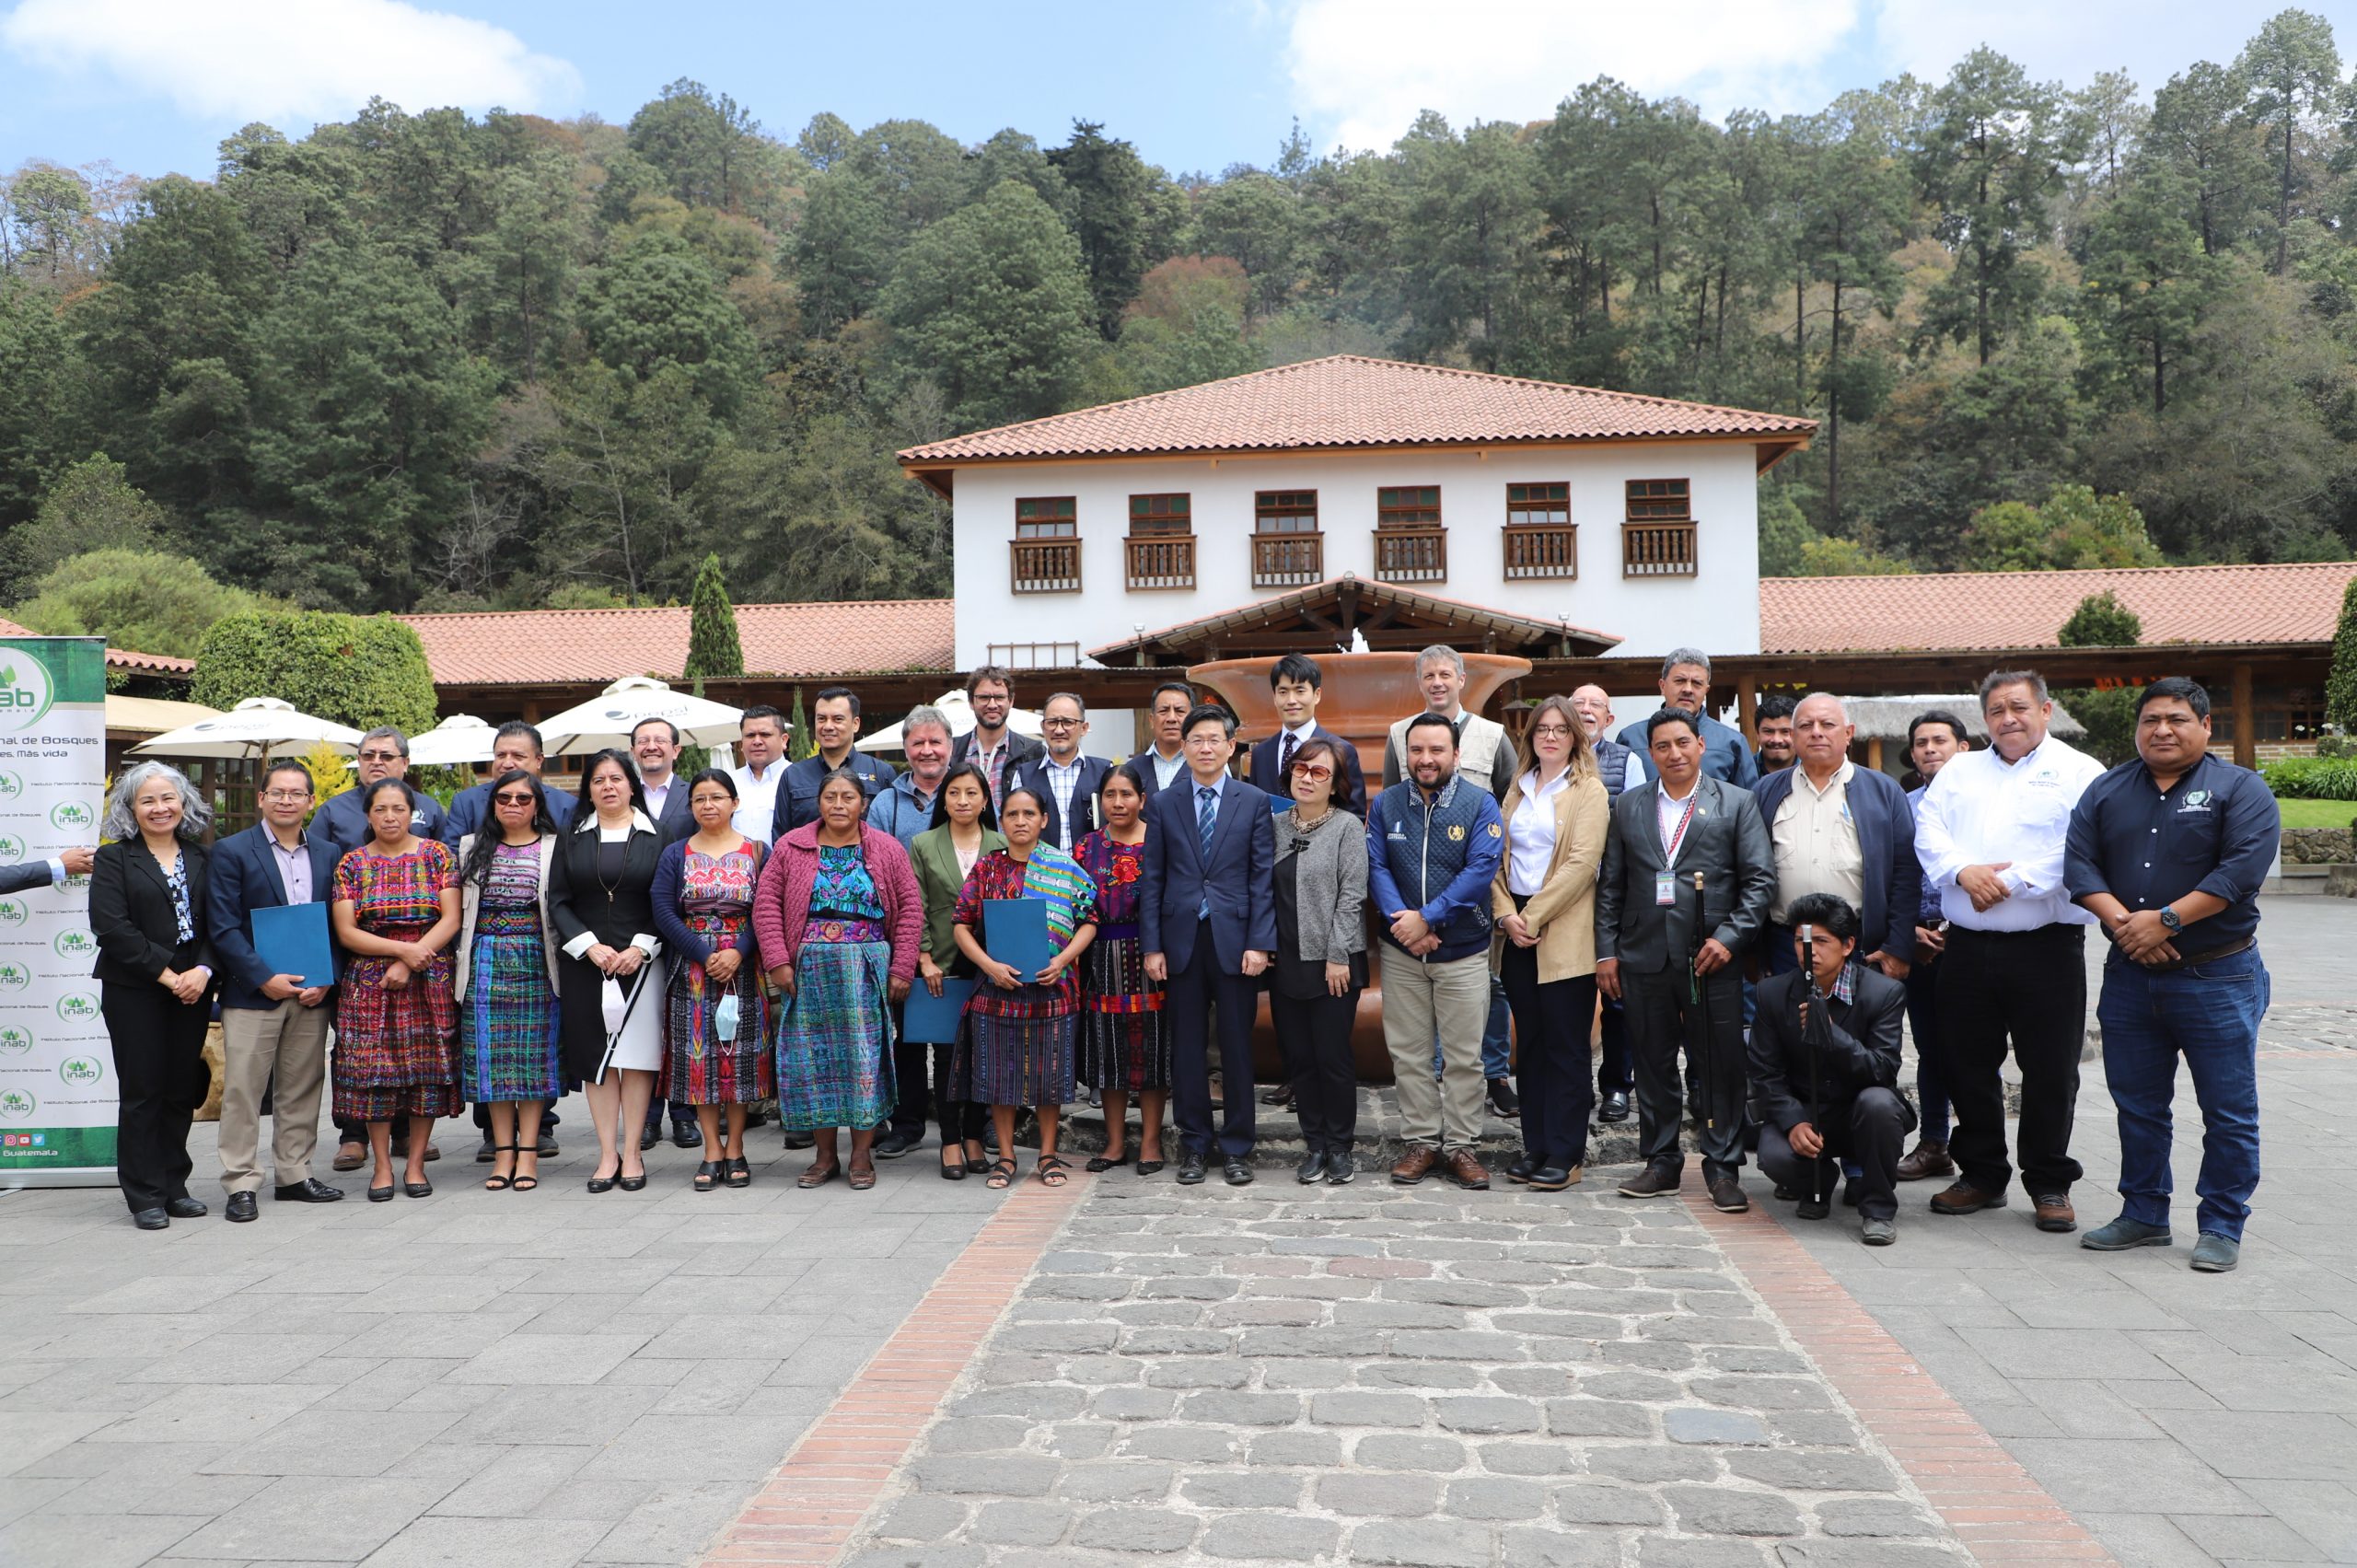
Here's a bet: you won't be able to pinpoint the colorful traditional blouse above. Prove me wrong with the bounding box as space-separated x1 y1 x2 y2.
952 844 1098 1016
1072 830 1145 936
810 843 886 920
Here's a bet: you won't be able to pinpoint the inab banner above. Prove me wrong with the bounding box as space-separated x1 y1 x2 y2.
0 638 111 1187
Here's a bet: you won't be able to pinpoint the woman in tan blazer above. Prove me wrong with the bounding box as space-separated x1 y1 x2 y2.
1492 695 1609 1191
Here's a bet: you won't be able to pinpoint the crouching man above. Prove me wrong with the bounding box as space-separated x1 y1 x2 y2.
1749 892 1912 1246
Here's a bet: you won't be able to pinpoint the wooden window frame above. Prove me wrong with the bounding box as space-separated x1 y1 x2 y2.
1502 481 1576 580
1253 489 1322 587
1011 495 1081 593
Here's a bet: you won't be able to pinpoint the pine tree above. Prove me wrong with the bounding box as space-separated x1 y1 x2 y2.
684 552 744 679
2325 575 2357 738
786 686 816 762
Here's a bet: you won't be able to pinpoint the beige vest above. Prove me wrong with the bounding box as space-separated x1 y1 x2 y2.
1389 711 1506 789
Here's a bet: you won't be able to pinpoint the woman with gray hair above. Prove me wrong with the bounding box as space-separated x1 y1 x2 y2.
89 761 217 1230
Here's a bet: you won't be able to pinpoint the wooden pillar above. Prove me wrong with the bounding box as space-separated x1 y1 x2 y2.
1736 676 1759 746
1867 736 1885 774
2232 661 2255 769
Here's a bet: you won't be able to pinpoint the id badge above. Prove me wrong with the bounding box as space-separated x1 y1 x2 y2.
1655 872 1677 907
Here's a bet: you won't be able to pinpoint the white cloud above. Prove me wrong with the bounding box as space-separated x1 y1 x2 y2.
1284 0 1865 152
1868 0 2316 93
1 0 581 125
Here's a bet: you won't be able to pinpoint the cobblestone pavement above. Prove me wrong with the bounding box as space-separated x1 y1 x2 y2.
842 1179 1971 1568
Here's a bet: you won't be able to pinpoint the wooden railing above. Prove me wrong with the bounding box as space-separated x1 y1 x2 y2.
1124 534 1195 590
1621 521 1698 577
1009 537 1082 593
1252 531 1324 588
1502 523 1578 579
1373 526 1447 585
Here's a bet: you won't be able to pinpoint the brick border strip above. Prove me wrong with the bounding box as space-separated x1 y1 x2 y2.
1684 1179 2119 1566
697 1175 1090 1568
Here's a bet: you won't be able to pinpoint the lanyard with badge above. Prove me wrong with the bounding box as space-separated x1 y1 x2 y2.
1655 791 1699 907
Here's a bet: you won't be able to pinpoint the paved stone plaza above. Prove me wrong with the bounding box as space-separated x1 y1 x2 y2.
1 895 2352 1567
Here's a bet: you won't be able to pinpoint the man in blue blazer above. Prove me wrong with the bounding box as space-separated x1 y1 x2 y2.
1616 648 1759 789
440 722 578 848
205 759 344 1221
1013 693 1112 854
315 727 447 861
1142 704 1277 1186
1748 694 1920 981
1248 653 1367 818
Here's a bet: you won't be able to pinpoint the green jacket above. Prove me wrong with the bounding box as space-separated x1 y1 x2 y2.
909 823 1006 970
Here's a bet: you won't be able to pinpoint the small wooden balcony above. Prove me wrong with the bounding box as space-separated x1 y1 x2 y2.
1009 537 1082 593
1502 523 1579 580
1252 531 1324 589
1124 534 1195 590
1621 521 1698 577
1372 526 1447 585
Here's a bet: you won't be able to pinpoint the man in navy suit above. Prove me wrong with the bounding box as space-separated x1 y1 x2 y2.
632 717 697 847
0 844 94 896
1248 653 1367 818
440 722 578 848
1015 692 1112 854
205 759 344 1221
1142 704 1277 1186
315 727 447 861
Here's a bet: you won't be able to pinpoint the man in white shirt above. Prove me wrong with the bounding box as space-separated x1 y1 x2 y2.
1136 681 1196 804
1913 669 2107 1234
728 705 790 844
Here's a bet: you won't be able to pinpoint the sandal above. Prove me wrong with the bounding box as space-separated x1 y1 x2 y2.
692 1161 719 1192
1035 1155 1071 1189
984 1157 1017 1190
483 1144 520 1192
847 1162 877 1191
726 1156 750 1189
512 1147 540 1192
798 1161 841 1190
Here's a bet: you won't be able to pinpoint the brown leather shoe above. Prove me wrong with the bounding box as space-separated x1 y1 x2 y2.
1617 1163 1681 1199
1444 1149 1490 1190
1390 1145 1439 1185
1896 1139 1954 1181
331 1143 366 1173
1707 1176 1748 1213
2032 1193 2077 1233
1928 1179 2008 1215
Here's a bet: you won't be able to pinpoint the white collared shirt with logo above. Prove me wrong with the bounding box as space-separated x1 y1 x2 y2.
1914 735 2106 931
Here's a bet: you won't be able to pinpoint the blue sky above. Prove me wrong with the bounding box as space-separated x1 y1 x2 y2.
6 1 2354 184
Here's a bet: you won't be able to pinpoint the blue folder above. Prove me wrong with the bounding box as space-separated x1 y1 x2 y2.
250 901 335 989
902 976 977 1043
981 897 1055 982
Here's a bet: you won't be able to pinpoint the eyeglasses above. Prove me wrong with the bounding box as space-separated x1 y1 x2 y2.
261 789 312 803
493 792 536 806
1289 762 1333 781
1530 724 1573 738
356 749 404 763
1041 718 1080 729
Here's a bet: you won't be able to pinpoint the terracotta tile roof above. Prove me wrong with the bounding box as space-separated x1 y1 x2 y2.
401 600 956 687
899 354 1816 473
1760 563 2357 653
0 618 197 677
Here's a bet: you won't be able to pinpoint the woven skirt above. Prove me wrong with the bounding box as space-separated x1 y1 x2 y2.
956 1003 1077 1109
459 911 563 1103
332 957 460 1123
667 924 773 1107
1078 933 1171 1093
772 935 895 1131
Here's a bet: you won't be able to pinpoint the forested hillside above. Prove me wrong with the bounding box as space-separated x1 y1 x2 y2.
4 9 2356 627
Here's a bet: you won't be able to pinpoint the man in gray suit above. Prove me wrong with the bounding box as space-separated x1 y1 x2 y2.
1596 708 1775 1213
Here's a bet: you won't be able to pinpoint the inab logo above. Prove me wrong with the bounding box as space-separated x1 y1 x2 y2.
0 658 52 731
0 1025 31 1055
0 962 29 993
0 900 23 928
0 836 22 865
54 993 96 1022
50 801 92 832
0 1087 35 1121
58 1056 100 1087
0 771 20 797
52 930 93 959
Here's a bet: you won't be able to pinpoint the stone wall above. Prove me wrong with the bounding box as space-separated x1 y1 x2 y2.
2284 827 2355 865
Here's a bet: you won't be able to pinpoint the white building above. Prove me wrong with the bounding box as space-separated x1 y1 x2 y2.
900 355 1814 680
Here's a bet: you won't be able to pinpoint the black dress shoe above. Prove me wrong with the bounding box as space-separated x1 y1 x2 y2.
873 1128 920 1159
1504 1156 1536 1184
274 1179 344 1202
1260 1085 1294 1105
639 1124 660 1152
672 1119 702 1149
784 1130 815 1151
225 1192 258 1223
132 1207 169 1230
165 1196 207 1219
1773 1183 1804 1201
1795 1195 1830 1220
1176 1153 1207 1185
1224 1158 1255 1186
1295 1149 1328 1184
537 1132 559 1156
1597 1090 1631 1123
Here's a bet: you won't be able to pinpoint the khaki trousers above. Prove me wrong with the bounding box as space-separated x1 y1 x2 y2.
1379 945 1490 1152
216 999 332 1193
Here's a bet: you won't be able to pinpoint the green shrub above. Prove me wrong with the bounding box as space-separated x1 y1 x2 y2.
2258 756 2357 800
193 610 438 735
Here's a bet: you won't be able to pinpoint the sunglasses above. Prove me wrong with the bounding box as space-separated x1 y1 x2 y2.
1289 762 1334 781
493 792 537 806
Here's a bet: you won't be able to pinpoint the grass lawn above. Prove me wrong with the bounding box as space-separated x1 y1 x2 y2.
2276 796 2357 830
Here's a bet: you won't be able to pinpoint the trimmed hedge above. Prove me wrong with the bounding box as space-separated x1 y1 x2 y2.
2259 756 2357 801
192 610 438 735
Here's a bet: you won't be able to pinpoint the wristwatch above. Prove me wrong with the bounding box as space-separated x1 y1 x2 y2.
2157 905 2182 932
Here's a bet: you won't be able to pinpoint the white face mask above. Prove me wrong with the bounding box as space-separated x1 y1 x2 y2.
714 993 740 1042
601 977 628 1036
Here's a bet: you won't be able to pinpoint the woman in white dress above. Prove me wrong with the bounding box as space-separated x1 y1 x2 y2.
550 749 666 1192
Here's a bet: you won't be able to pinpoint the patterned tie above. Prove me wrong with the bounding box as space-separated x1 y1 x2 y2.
1196 784 1218 919
1279 731 1298 784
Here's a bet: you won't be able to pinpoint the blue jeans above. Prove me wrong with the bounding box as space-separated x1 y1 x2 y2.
1435 975 1514 1082
2096 945 2268 1241
1904 959 1950 1143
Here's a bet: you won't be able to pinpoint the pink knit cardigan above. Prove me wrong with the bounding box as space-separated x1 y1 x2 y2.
751 822 923 983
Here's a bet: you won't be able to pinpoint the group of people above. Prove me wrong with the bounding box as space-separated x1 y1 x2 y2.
69 647 2277 1271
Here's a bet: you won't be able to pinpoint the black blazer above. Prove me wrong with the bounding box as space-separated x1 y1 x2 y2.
204 823 343 1010
90 838 215 990
1747 966 1914 1137
644 778 697 846
1013 753 1111 853
1594 775 1775 974
1248 724 1368 819
548 813 666 1080
950 729 1044 802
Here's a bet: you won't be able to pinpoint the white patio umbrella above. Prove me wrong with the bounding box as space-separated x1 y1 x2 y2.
537 676 748 755
130 696 364 760
404 714 499 768
857 689 1044 753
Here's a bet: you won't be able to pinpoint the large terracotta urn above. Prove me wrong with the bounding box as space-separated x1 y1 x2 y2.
1188 652 1534 1082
